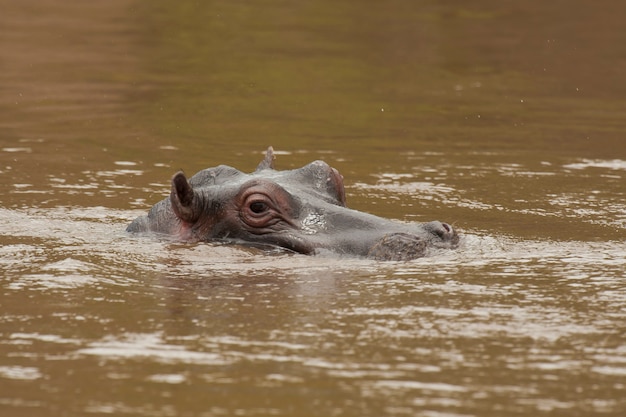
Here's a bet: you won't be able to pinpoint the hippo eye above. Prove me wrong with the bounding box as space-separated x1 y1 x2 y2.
249 201 269 214
238 181 299 231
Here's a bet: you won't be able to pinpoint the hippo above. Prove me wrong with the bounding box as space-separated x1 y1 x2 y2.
127 147 459 260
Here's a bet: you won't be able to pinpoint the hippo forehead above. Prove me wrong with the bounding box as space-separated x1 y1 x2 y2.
188 160 346 206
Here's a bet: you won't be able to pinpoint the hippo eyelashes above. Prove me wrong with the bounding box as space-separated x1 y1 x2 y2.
127 147 460 260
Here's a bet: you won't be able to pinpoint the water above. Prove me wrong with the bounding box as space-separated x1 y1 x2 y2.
1 0 625 416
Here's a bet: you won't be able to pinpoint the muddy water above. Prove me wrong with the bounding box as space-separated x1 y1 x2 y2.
1 0 625 416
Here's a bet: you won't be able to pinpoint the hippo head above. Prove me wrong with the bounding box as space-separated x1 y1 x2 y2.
127 147 459 260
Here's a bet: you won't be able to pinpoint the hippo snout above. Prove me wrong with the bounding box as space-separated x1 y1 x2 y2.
365 222 458 261
424 221 458 242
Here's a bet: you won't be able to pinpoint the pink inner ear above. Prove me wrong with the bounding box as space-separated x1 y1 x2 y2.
331 167 346 206
170 172 198 223
173 172 193 205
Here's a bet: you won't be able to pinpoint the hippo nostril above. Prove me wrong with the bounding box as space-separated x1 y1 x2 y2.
424 221 455 241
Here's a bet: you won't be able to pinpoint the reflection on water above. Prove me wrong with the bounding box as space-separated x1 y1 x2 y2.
2 135 625 415
1 0 626 416
354 155 625 239
1 204 625 416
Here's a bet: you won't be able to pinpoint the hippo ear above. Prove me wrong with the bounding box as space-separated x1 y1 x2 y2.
255 146 275 171
170 172 200 223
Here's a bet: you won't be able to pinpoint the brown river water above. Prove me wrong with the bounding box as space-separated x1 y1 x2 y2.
1 1 625 416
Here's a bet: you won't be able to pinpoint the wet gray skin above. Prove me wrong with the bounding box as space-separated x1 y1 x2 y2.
127 148 459 260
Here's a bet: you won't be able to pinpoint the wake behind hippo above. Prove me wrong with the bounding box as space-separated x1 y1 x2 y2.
127 147 459 260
